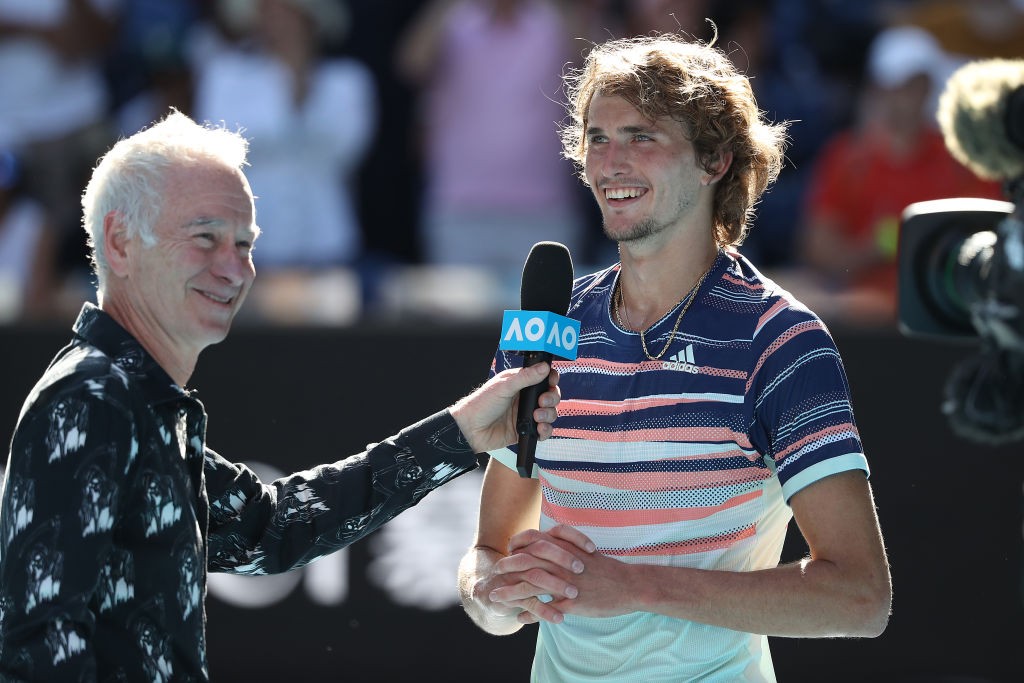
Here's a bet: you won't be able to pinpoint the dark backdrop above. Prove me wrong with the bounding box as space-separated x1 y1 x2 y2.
1 321 1021 682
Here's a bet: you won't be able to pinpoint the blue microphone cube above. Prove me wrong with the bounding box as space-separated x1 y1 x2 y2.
499 310 580 360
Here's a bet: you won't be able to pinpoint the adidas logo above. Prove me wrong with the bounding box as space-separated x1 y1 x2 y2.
663 344 699 373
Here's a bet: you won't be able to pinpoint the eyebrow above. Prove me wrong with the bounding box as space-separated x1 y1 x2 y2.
186 217 225 228
586 124 656 136
185 217 259 239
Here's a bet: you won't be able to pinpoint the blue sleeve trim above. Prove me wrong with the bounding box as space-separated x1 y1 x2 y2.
781 452 869 503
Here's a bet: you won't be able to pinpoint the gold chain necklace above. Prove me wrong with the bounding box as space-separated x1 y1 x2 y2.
614 262 714 361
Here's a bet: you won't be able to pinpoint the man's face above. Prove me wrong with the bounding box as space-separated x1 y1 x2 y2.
124 162 257 354
583 93 706 245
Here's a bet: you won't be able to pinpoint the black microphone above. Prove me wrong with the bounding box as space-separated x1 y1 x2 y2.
515 241 574 477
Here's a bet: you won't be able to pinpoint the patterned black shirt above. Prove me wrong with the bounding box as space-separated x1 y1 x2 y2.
0 304 479 681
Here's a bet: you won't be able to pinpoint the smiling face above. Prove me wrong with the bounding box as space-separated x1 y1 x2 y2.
111 161 258 363
583 93 711 247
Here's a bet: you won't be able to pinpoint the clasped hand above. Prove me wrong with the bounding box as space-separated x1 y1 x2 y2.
482 525 633 625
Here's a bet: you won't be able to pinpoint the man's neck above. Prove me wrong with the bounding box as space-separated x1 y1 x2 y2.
99 298 197 387
617 236 718 331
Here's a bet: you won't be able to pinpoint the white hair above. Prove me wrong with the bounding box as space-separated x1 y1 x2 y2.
81 109 250 287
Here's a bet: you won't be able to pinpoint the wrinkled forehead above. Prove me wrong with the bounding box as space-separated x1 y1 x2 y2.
164 162 252 205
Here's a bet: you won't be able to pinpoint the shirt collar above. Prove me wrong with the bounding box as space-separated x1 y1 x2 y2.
72 302 191 404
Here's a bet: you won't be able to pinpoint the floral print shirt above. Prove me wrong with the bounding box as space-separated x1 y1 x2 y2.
0 303 479 681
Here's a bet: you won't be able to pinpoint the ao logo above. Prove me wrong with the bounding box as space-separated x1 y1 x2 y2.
499 310 580 360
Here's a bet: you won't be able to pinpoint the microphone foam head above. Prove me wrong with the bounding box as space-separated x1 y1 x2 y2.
937 58 1024 182
520 241 574 315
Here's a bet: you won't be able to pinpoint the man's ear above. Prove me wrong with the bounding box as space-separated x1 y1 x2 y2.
702 149 734 186
103 211 132 277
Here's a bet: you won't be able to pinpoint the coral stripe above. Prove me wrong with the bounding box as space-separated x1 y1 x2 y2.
773 424 858 462
548 466 768 491
606 526 757 557
560 396 724 415
543 490 762 527
746 321 820 394
755 299 790 336
722 272 764 291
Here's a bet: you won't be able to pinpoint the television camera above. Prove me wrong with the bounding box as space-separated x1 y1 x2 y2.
898 58 1024 445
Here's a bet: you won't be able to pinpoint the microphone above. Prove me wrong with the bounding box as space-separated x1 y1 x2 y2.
936 58 1024 183
502 242 575 477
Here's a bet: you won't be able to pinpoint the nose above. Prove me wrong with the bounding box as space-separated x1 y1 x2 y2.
599 140 631 178
212 243 254 288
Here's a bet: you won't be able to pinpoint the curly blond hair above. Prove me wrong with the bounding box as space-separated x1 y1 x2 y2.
560 32 789 247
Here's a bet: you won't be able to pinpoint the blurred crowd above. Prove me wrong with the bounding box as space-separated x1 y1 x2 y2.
0 0 1020 328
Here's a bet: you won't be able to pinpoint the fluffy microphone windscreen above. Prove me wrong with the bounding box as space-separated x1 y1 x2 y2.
936 58 1024 182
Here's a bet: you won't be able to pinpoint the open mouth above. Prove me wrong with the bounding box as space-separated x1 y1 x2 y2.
198 290 233 305
604 187 646 202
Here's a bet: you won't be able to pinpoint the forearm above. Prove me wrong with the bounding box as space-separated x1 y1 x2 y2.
457 546 526 636
395 0 458 83
617 557 890 638
209 411 479 573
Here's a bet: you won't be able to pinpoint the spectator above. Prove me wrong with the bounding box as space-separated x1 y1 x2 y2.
396 0 587 278
0 0 122 318
0 150 56 321
190 0 375 321
715 0 875 270
794 24 1003 325
105 0 206 136
340 1 434 273
897 0 1024 61
620 0 713 39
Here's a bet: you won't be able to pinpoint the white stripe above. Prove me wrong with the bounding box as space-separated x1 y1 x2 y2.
537 438 757 463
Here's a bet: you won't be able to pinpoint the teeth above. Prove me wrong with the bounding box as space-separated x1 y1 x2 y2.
203 292 231 304
605 187 643 200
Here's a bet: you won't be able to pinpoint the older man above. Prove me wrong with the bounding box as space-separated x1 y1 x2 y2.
0 109 562 681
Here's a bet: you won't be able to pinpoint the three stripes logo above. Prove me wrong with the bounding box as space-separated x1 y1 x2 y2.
663 344 699 373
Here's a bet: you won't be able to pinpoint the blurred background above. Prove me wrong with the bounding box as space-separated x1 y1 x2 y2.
1 0 1023 681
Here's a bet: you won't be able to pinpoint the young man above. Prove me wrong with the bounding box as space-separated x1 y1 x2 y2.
458 33 892 681
0 109 561 681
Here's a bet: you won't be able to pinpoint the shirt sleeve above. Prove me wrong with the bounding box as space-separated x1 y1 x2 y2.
205 409 480 575
746 312 869 503
0 384 135 680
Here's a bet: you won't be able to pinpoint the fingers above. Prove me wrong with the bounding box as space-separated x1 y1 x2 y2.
487 563 579 625
533 369 561 439
517 596 568 625
488 565 579 606
510 526 595 557
546 524 597 554
485 526 587 625
505 365 559 402
507 362 552 392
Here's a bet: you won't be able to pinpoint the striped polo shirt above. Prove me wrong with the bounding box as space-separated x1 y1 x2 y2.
488 249 868 682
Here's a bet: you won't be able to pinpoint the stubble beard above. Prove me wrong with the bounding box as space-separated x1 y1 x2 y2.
603 216 664 245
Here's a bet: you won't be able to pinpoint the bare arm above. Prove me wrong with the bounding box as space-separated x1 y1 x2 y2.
0 0 117 61
394 0 459 85
457 459 594 634
504 471 891 637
